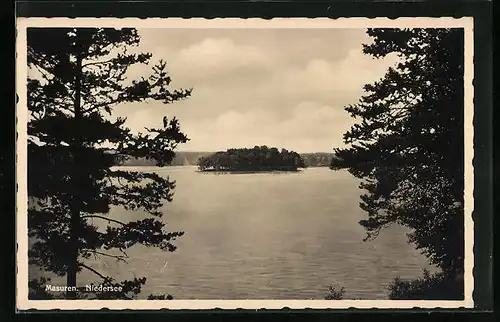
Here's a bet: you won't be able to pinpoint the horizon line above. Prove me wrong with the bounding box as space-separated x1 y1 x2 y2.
104 148 337 154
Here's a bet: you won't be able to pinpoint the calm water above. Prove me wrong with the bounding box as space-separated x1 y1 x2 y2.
31 166 432 299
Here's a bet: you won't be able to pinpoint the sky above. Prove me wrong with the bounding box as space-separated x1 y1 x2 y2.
111 28 399 153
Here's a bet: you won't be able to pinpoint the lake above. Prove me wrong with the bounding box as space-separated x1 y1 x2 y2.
30 166 433 299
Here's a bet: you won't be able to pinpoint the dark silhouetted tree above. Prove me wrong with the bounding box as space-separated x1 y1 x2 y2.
331 28 464 299
27 28 191 299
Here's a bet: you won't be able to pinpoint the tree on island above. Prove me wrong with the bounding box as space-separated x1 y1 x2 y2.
27 28 191 299
198 146 306 172
331 28 464 299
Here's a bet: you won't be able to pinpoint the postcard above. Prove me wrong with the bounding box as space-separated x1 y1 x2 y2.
16 17 474 310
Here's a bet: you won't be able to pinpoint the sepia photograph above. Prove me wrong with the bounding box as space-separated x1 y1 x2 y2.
16 18 474 310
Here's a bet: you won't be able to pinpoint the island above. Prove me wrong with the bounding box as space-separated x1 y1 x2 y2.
197 146 306 172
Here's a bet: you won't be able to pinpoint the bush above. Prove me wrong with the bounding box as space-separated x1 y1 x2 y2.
388 269 464 300
147 294 174 300
325 286 345 300
28 277 57 300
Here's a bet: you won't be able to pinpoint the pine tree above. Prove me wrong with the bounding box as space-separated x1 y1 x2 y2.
331 28 464 299
27 28 192 299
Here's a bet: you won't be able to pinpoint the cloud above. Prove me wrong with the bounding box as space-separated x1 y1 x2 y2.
258 48 399 109
168 38 275 84
179 38 271 68
108 28 398 153
177 101 354 153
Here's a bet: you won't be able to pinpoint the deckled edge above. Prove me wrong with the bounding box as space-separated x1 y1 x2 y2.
15 17 475 311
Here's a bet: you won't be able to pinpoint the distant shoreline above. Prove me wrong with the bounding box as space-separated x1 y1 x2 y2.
115 164 331 168
197 169 303 174
111 151 337 168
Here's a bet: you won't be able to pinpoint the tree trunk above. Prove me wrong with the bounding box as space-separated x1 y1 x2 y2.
66 44 83 299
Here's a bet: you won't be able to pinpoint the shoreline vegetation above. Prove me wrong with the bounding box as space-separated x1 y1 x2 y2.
109 148 339 169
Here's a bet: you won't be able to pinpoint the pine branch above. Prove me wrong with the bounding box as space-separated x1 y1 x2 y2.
87 250 129 263
82 58 115 68
81 215 127 226
81 96 123 114
30 62 74 94
32 64 53 82
79 263 112 282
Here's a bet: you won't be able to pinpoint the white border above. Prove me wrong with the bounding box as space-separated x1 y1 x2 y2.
16 17 475 310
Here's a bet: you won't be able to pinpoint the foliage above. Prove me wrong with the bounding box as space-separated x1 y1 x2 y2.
331 28 464 298
28 277 57 300
324 286 345 300
27 27 191 299
147 294 174 300
198 146 306 172
388 269 463 300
